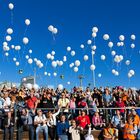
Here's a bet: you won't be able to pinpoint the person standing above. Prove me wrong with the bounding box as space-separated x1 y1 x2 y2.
69 120 80 140
56 115 69 140
34 109 48 140
17 108 35 140
3 111 14 140
47 109 60 140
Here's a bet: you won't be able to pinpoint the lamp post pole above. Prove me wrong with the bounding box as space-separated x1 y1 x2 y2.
78 75 84 87
91 51 96 88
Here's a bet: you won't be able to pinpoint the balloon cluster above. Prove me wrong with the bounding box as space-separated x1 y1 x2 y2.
1 2 138 87
48 25 58 34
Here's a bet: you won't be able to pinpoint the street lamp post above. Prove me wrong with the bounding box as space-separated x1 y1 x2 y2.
78 75 84 87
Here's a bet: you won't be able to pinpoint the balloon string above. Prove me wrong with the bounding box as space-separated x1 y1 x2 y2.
24 26 28 36
111 56 115 69
52 33 55 41
23 59 28 70
18 50 22 63
44 61 48 71
129 49 134 60
123 44 128 59
11 11 14 26
104 61 111 72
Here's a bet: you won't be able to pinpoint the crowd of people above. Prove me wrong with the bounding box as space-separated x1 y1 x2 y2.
0 85 140 140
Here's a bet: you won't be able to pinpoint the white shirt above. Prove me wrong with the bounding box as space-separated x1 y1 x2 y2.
47 109 60 127
69 126 80 140
3 97 11 107
34 114 47 126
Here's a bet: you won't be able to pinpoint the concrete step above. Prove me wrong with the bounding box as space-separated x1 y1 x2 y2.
0 130 101 140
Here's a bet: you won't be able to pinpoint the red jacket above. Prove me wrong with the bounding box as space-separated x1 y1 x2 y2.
76 115 90 128
116 101 125 113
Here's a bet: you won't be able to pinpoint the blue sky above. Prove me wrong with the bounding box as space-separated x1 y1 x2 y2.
0 0 140 89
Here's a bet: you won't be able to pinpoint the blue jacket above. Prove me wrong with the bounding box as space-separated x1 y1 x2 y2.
57 121 69 135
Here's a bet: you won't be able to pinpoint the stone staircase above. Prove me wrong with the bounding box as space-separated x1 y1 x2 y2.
0 130 101 140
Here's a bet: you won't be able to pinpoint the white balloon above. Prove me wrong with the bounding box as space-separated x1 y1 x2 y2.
90 64 96 71
112 69 116 74
53 72 57 77
51 61 57 68
47 73 50 77
6 35 12 42
67 46 71 51
36 60 41 66
91 51 95 55
48 25 54 32
25 55 29 59
3 46 10 51
129 70 135 75
125 60 130 66
101 55 106 60
3 46 7 51
13 58 16 61
98 73 102 78
71 63 74 67
53 28 58 34
87 40 92 45
69 63 74 68
92 32 97 38
15 46 21 51
5 52 9 56
7 28 13 34
23 37 29 45
51 51 55 56
11 45 14 49
33 84 39 90
119 35 125 41
114 55 122 63
108 42 113 48
131 34 136 40
29 49 32 54
63 56 67 62
128 72 132 78
84 55 89 61
92 27 98 33
23 78 27 82
3 42 8 46
69 64 73 68
67 81 70 85
74 67 78 72
114 71 119 76
38 63 43 68
44 72 47 75
9 3 14 10
50 55 54 60
26 83 32 90
119 55 123 61
58 61 63 66
28 58 33 64
80 44 84 49
16 61 19 66
34 58 37 62
111 51 116 56
117 42 121 47
103 34 109 40
58 84 63 90
131 43 135 49
71 51 75 56
75 60 80 67
25 19 30 26
46 53 51 59
91 45 96 50
120 42 124 46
